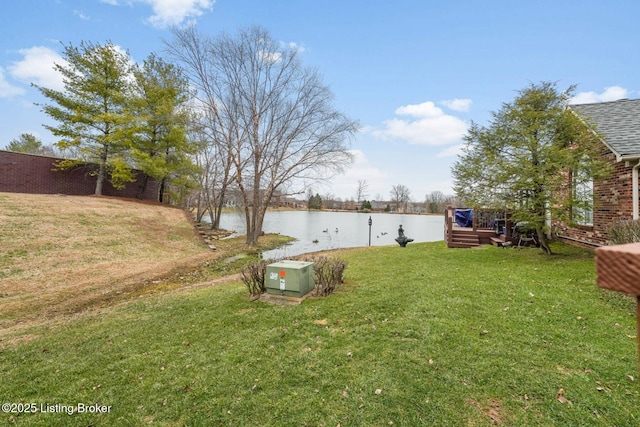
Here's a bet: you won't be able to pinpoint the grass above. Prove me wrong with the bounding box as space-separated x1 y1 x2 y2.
1 194 638 425
0 192 292 343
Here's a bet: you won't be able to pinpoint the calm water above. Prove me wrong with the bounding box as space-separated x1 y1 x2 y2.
216 210 444 258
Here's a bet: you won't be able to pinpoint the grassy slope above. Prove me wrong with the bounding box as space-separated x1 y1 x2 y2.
0 194 638 426
0 192 289 342
0 193 212 339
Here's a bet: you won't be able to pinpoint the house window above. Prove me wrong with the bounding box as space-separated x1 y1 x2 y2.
573 168 594 226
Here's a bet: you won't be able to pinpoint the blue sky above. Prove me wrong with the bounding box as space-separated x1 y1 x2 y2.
1 0 638 201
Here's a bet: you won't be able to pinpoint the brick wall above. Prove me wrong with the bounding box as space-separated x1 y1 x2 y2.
0 150 160 201
554 143 637 247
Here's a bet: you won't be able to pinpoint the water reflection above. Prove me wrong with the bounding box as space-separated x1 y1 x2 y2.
216 210 444 258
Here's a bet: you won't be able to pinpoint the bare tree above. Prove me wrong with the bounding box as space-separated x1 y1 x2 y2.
167 25 357 244
165 26 241 230
323 192 336 210
191 122 236 228
425 190 446 213
390 184 412 213
355 179 368 205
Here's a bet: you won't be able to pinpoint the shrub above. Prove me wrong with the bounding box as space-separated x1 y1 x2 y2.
243 257 347 298
305 256 347 296
607 219 640 244
240 260 267 297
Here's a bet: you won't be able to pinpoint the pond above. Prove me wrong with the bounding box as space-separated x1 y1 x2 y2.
216 210 445 258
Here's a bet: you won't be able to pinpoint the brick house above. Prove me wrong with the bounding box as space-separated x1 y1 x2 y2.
554 99 640 247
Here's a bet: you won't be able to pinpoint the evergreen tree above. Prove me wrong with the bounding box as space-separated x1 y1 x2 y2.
6 133 56 156
308 193 323 210
34 41 136 194
452 82 610 254
130 53 199 202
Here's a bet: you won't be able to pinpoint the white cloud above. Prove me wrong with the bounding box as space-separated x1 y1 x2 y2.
0 67 25 98
99 0 120 5
372 101 468 146
8 46 66 91
110 43 138 67
435 143 465 158
394 101 443 118
73 10 91 20
570 86 628 105
260 50 282 63
140 0 215 28
439 98 472 112
358 125 375 133
288 42 305 53
343 150 388 178
258 40 305 64
328 149 390 200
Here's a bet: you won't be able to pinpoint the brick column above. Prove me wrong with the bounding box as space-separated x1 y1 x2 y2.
595 243 640 370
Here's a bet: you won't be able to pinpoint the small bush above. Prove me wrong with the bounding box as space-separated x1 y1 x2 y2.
240 260 267 297
243 257 347 298
305 256 347 296
607 219 640 244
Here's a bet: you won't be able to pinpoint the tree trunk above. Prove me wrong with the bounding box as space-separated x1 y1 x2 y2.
537 227 552 255
95 162 105 195
95 143 109 196
245 205 255 245
213 197 223 230
196 195 206 222
158 178 166 203
137 174 150 199
246 205 266 246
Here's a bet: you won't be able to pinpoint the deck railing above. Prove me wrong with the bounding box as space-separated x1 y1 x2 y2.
444 206 513 244
445 207 453 244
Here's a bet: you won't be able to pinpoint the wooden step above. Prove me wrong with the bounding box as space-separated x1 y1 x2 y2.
449 243 480 248
450 232 480 248
490 236 504 246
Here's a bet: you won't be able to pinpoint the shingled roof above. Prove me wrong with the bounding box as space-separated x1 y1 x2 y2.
569 98 640 161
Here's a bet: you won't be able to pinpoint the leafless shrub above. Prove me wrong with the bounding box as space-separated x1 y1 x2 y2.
301 256 347 296
241 260 267 297
607 219 640 244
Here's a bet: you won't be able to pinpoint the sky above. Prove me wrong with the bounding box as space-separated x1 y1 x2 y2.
1 0 639 202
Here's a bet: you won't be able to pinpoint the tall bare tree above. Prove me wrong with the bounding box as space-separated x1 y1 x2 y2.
167 25 357 244
165 26 240 229
355 179 368 205
390 184 412 213
425 190 446 213
190 123 235 228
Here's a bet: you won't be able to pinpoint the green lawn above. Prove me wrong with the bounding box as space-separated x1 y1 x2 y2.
1 242 638 426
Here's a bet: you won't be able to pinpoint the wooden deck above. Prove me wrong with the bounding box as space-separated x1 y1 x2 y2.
444 207 513 248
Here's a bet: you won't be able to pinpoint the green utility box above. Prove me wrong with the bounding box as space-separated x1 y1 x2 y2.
265 260 315 297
